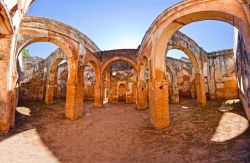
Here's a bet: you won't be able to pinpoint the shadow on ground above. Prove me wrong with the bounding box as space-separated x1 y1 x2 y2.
0 98 250 162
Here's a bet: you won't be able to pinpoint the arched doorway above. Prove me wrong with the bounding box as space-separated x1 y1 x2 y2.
118 83 126 102
101 58 137 104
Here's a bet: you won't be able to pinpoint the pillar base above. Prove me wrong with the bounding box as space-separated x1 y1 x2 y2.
0 122 10 134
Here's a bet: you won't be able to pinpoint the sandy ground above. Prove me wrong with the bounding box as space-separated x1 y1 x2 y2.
0 98 250 163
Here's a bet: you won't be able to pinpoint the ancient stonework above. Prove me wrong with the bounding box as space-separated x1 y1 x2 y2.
0 0 250 133
208 49 238 100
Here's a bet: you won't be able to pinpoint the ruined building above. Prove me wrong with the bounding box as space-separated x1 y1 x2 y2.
0 0 249 138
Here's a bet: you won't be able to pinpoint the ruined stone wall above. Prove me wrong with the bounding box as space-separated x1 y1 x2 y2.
166 57 195 100
208 49 238 100
19 56 45 101
83 65 95 100
236 31 250 120
107 62 137 103
56 63 68 98
0 0 35 133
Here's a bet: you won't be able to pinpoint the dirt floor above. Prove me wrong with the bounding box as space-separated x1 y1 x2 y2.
0 98 250 163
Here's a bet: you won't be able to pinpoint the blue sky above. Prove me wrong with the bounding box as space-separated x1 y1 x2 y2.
27 0 234 59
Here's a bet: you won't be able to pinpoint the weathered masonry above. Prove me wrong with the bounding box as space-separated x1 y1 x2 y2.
0 0 249 133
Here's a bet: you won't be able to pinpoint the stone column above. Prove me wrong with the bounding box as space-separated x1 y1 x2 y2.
94 83 103 108
149 79 170 129
137 80 147 109
45 73 55 105
195 73 207 107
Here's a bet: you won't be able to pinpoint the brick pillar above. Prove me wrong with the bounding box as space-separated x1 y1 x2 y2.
106 66 111 102
94 83 103 108
132 82 137 103
65 83 84 120
171 83 179 104
195 73 207 107
149 79 170 129
45 73 55 105
9 88 18 128
137 80 147 109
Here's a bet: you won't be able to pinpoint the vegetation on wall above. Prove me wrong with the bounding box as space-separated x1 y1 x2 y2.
22 49 30 57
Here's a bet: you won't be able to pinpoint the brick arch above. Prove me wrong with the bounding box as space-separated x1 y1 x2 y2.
138 0 250 129
101 57 138 76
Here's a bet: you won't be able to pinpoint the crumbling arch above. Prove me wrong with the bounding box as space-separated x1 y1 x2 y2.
167 31 207 74
44 49 67 105
166 47 206 106
101 57 138 75
138 0 250 129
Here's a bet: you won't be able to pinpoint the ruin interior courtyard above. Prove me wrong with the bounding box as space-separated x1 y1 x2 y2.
1 0 250 162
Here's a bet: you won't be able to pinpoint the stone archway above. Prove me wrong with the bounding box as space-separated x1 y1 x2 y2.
101 57 138 104
44 49 67 105
138 0 250 129
167 31 207 107
85 51 102 108
16 16 100 122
